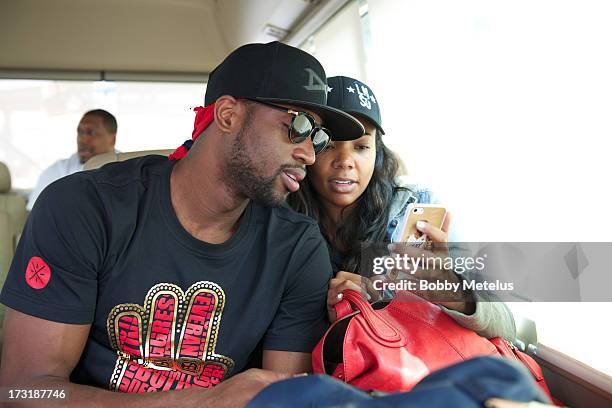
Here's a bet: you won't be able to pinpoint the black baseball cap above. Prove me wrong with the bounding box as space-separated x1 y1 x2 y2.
204 42 364 140
327 76 385 137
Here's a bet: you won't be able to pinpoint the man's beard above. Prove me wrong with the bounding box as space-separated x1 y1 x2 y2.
223 123 288 208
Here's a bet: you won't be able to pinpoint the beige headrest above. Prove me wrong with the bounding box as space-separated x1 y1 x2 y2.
83 150 174 170
0 162 11 193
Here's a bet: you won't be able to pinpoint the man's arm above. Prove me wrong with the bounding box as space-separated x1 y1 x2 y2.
259 224 332 375
0 308 286 408
262 350 311 374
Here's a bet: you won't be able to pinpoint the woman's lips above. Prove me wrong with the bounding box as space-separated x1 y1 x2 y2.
328 178 358 194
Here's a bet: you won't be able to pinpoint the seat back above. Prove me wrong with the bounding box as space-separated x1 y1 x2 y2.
83 149 174 170
0 162 28 330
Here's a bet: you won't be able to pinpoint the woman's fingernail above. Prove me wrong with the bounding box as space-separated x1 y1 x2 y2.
416 221 427 231
484 399 499 408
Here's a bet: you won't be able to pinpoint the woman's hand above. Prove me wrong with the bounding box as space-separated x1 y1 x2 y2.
388 212 475 314
326 271 371 322
485 399 562 408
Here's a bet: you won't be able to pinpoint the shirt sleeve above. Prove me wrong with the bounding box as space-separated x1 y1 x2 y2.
443 242 517 340
263 225 332 353
1 174 107 324
441 299 517 341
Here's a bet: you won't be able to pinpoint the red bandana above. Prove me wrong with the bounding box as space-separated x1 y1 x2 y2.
168 103 216 160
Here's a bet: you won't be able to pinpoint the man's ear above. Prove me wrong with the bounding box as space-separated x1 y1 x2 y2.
214 95 246 134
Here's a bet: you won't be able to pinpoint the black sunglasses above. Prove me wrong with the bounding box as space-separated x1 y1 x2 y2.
244 99 331 154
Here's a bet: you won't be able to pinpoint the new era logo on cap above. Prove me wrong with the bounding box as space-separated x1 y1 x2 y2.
327 76 384 135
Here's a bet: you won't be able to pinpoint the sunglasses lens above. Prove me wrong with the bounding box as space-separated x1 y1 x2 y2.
288 112 329 154
291 114 314 142
312 129 330 154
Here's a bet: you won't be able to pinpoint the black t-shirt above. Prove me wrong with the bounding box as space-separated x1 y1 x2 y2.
1 155 332 392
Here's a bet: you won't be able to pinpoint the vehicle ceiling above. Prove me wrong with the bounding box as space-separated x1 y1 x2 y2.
0 0 323 79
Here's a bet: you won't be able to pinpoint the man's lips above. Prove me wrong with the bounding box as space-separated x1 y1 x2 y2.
283 168 306 182
281 167 306 193
78 150 93 159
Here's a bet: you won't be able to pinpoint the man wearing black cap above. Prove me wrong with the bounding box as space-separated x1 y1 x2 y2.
0 42 364 406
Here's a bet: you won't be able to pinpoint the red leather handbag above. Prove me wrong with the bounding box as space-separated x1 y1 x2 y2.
489 337 554 401
312 289 553 400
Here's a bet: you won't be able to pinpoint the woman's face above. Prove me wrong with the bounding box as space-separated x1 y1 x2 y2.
309 118 377 213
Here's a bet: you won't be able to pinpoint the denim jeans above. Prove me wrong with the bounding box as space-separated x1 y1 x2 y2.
247 356 551 408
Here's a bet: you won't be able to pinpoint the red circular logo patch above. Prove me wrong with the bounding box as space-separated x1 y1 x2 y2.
25 256 52 289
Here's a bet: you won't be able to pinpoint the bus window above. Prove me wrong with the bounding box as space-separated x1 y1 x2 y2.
0 80 204 191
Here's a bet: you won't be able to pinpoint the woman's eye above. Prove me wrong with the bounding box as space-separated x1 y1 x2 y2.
325 143 335 150
356 145 370 150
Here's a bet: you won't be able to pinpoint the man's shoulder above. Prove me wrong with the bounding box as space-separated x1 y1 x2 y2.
40 153 80 178
52 152 79 167
37 155 168 212
254 203 322 236
84 154 170 188
275 204 319 227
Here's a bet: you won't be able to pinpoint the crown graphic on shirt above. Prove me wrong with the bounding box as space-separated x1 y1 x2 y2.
106 281 235 392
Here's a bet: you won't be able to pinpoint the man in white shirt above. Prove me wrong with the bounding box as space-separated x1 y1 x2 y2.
27 109 117 210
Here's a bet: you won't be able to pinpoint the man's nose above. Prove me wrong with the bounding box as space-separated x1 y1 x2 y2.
293 138 316 166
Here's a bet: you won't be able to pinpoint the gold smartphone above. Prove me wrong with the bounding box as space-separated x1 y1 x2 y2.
399 204 447 242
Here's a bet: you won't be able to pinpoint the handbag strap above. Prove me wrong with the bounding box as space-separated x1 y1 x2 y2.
336 290 403 342
335 299 354 320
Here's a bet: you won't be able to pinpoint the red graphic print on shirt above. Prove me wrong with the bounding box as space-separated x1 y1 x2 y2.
106 281 234 392
25 256 51 289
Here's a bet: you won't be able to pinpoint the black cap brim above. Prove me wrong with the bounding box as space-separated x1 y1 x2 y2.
348 112 386 135
326 76 385 137
251 97 365 141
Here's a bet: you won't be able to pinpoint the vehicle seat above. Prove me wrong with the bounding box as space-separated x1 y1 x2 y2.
84 149 409 175
83 149 174 170
0 162 28 335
